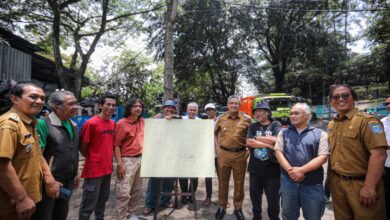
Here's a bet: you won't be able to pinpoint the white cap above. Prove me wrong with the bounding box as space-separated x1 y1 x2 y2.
204 103 216 110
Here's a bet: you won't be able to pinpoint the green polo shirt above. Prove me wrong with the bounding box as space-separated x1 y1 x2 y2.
37 118 74 148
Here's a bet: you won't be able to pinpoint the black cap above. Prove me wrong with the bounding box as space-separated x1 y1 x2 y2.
252 101 271 113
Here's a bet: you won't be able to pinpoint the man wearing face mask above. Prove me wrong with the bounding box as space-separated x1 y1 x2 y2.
246 101 282 220
32 90 80 220
143 100 178 215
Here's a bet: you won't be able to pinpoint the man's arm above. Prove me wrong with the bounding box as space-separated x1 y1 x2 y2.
290 155 328 177
40 156 60 199
359 148 387 207
246 139 273 149
254 136 277 145
114 146 125 181
275 150 292 172
0 158 36 219
80 142 88 157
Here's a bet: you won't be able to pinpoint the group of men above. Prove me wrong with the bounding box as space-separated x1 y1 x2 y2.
1 82 390 220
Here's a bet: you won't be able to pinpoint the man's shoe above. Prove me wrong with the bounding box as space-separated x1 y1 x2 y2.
181 197 188 204
234 209 245 220
203 197 211 206
215 208 226 220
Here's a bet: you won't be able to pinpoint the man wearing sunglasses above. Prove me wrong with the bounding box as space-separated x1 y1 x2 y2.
328 84 387 219
381 95 390 220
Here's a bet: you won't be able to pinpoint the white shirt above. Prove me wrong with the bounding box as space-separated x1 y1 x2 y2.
380 115 390 167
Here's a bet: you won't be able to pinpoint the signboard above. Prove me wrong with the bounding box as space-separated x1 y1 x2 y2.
141 119 215 178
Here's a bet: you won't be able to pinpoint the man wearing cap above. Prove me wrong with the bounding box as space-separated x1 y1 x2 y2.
246 101 282 220
203 103 218 206
328 84 387 219
143 100 178 215
215 95 251 220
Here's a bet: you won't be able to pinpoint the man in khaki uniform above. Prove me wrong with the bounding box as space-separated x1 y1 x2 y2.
0 82 60 220
328 84 387 219
215 95 251 220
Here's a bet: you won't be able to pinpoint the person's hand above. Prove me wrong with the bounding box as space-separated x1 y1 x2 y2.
73 175 80 189
117 163 126 181
15 196 35 219
359 185 377 207
288 167 305 182
44 179 61 199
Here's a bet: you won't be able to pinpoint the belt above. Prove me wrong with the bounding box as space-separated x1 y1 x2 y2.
130 154 142 158
332 171 365 181
220 146 246 152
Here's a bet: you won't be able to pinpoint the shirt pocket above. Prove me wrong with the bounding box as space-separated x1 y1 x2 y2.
19 137 36 158
341 129 360 154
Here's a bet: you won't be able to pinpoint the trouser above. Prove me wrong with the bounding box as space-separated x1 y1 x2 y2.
205 158 218 198
249 172 280 220
179 178 198 198
0 213 20 220
32 177 74 220
331 172 386 220
280 174 325 220
218 150 247 209
115 157 142 220
145 178 174 209
384 167 390 220
79 174 112 220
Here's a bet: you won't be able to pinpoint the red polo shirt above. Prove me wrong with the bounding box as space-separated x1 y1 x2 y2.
80 116 115 178
114 117 144 157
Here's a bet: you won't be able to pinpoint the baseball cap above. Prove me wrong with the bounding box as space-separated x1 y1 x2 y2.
204 103 216 111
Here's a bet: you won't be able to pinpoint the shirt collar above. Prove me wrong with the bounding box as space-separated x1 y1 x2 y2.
48 112 77 127
10 107 36 126
335 108 358 120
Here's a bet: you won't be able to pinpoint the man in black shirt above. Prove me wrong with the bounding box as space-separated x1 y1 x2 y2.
246 101 282 220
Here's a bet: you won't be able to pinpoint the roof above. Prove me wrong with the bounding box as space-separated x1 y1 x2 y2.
0 27 43 53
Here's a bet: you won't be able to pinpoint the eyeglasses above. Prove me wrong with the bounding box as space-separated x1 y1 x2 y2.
384 102 390 106
331 93 350 101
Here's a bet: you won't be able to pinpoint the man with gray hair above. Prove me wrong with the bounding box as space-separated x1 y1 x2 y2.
32 90 79 220
180 102 200 204
274 103 329 220
215 95 251 220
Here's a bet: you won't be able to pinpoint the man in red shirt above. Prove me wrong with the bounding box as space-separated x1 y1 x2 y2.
79 94 117 220
114 98 144 220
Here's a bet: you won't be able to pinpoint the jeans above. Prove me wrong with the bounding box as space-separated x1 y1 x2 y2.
249 173 280 220
280 173 325 220
79 174 112 220
145 178 174 209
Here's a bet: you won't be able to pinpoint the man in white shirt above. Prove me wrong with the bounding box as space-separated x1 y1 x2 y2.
381 95 390 220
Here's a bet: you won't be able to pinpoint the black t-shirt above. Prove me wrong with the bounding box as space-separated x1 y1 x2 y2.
246 120 282 177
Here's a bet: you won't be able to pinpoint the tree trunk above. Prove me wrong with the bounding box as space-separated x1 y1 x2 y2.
163 0 177 101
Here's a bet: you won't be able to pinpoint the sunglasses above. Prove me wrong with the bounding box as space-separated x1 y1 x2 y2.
331 93 351 101
384 102 390 106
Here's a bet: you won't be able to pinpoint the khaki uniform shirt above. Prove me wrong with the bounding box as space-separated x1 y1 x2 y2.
215 112 251 148
0 108 42 216
328 108 387 176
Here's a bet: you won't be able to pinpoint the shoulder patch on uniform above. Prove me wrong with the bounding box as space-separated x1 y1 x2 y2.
8 113 20 122
370 123 383 134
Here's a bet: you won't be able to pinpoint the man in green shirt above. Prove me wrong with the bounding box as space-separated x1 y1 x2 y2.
32 90 80 220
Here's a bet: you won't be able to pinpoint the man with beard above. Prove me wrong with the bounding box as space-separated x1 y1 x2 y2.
79 94 117 220
246 101 282 220
115 98 145 220
32 90 80 220
143 100 178 215
328 84 387 219
0 82 60 219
